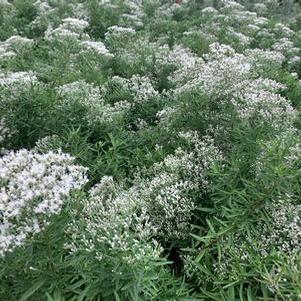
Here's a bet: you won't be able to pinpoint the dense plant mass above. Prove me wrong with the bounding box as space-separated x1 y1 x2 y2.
1 0 301 300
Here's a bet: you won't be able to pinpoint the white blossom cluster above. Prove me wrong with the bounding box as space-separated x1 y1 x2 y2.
170 42 249 96
0 149 88 256
66 176 163 265
111 75 159 105
0 47 15 60
34 135 63 153
155 2 183 18
66 131 223 264
80 40 113 57
144 132 223 238
108 36 170 72
272 37 300 66
57 80 130 125
105 25 136 38
45 16 114 58
45 17 89 40
121 0 146 27
0 35 33 60
259 198 301 256
33 0 53 14
169 42 296 129
0 71 37 87
230 78 295 125
0 118 13 155
166 44 204 72
198 0 300 66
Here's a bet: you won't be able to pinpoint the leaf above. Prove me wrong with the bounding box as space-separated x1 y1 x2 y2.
20 278 46 301
261 284 269 301
152 260 173 266
195 249 207 263
226 286 235 300
67 279 86 291
45 293 55 301
114 291 121 301
247 286 255 301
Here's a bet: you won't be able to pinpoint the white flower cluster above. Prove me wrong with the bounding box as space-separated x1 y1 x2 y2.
66 176 163 265
144 132 223 238
197 0 300 66
166 44 203 71
122 0 146 27
272 37 300 65
105 25 136 37
57 80 130 125
0 35 33 60
34 135 63 153
0 71 37 87
170 43 249 96
259 198 301 256
0 149 88 256
67 131 223 265
80 40 113 57
155 2 182 18
60 17 89 32
274 23 295 37
33 0 53 13
112 75 159 105
46 17 89 40
169 42 296 129
109 35 170 71
230 78 295 126
45 16 115 58
245 48 285 71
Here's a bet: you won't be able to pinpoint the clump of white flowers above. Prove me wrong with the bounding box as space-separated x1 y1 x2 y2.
80 40 113 57
142 132 223 239
104 26 136 48
56 80 130 126
46 17 89 40
0 71 37 86
66 130 223 265
66 176 163 265
170 42 250 96
0 118 13 154
230 78 296 127
34 135 64 153
0 35 33 60
4 35 33 47
60 18 89 32
105 25 136 37
166 44 204 72
0 149 88 256
111 75 159 105
259 198 301 256
169 42 296 130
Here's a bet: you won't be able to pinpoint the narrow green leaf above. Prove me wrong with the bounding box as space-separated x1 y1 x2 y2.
20 279 46 301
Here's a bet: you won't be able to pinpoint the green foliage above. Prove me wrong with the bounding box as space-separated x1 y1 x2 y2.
1 0 301 300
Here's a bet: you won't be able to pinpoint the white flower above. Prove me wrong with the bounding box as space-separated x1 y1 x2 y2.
0 149 88 256
80 41 113 57
0 71 37 86
56 80 129 125
112 75 158 104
